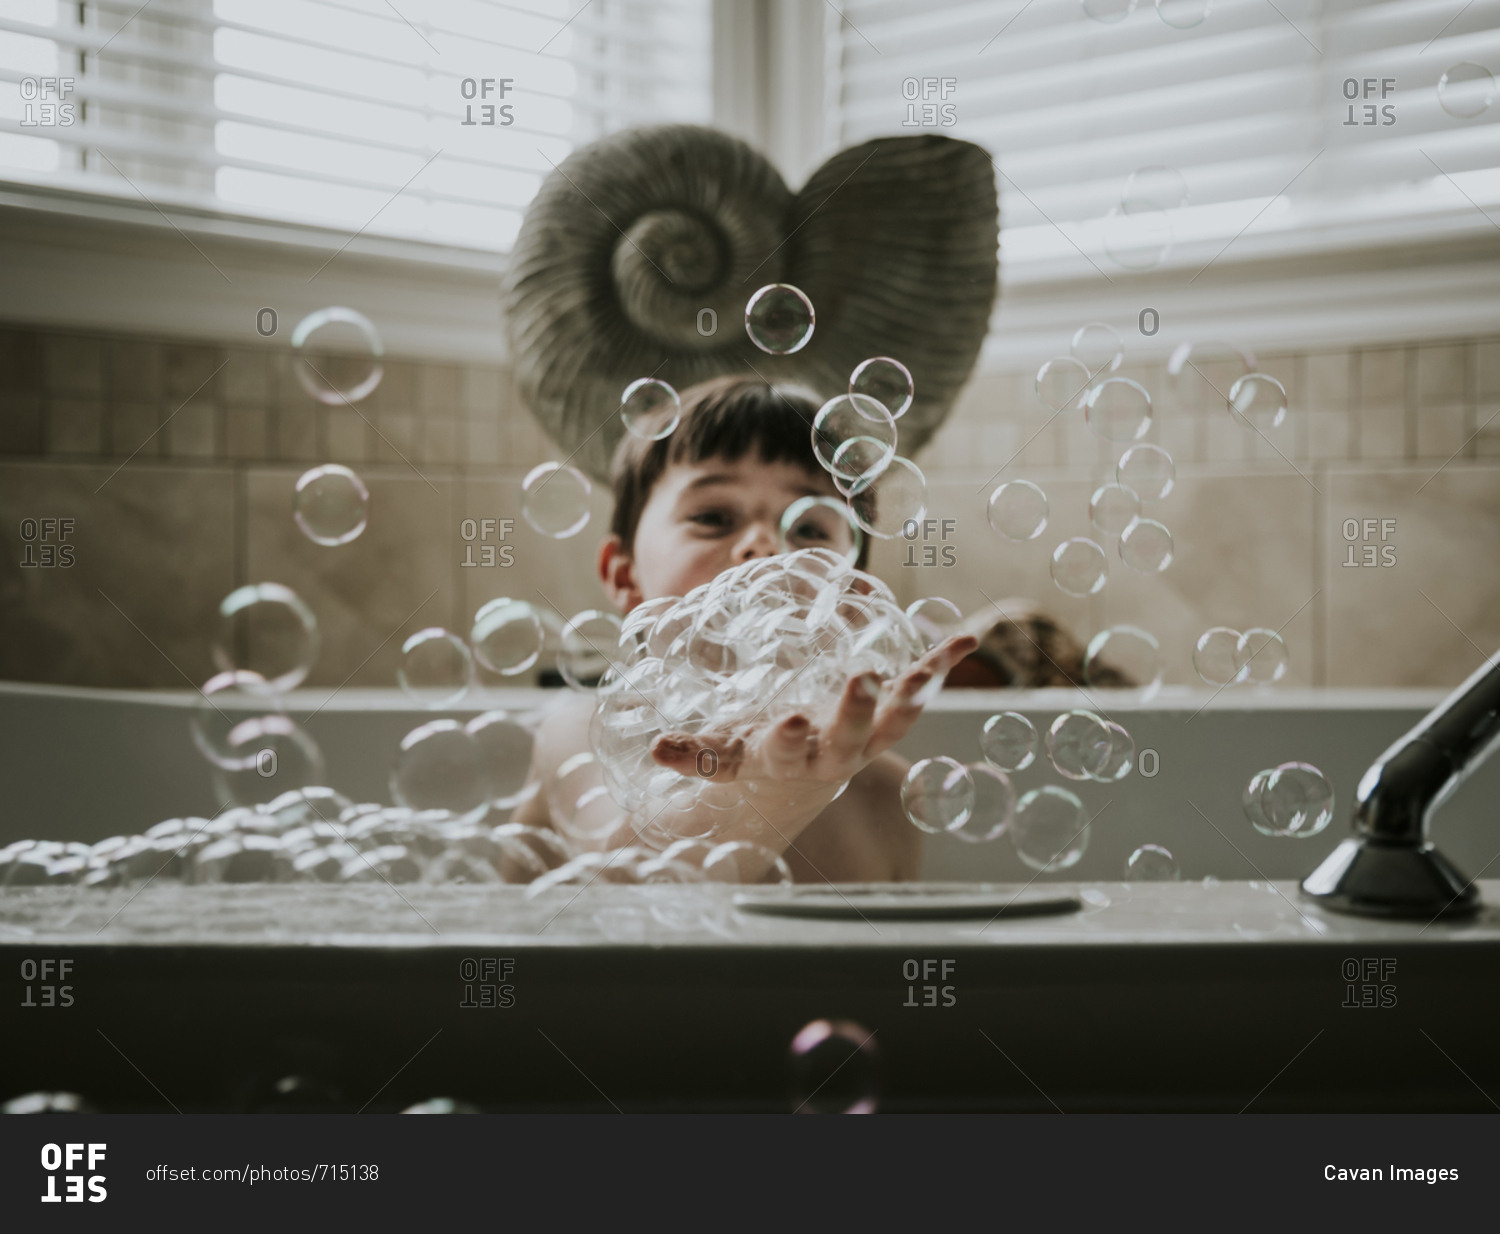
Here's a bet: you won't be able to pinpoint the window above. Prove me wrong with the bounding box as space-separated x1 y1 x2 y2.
0 0 713 253
827 0 1500 288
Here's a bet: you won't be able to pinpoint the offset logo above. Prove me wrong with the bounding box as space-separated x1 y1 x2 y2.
40 1143 106 1203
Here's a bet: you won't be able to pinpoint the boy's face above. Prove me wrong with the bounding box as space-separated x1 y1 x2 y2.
599 454 853 611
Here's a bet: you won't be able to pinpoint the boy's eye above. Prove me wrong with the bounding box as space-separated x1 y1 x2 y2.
689 509 733 530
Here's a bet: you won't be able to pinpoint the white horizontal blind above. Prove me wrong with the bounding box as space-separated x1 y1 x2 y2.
830 0 1500 286
0 0 713 252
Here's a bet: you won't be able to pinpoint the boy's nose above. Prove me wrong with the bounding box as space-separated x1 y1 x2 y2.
735 521 780 561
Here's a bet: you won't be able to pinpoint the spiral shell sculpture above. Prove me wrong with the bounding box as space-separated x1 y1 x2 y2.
502 125 999 480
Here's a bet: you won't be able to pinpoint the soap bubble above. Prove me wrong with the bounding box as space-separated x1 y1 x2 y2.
952 763 1014 843
812 394 897 488
901 756 974 835
397 628 473 707
1243 762 1334 838
1089 721 1136 782
905 596 964 651
1168 340 1257 411
471 597 544 676
844 455 928 539
746 283 815 354
1118 517 1174 573
1050 537 1108 596
1070 322 1123 375
988 479 1049 540
465 711 534 807
1116 442 1175 501
291 306 383 405
213 582 320 694
1125 843 1179 880
1123 164 1190 210
1085 626 1162 699
1089 482 1141 538
548 751 624 845
1036 356 1091 411
558 610 625 691
391 719 488 819
1235 627 1289 685
790 1019 879 1114
1011 785 1090 872
619 378 681 440
1438 62 1495 118
1085 377 1153 442
192 670 282 769
1193 626 1243 686
1102 204 1172 270
1083 0 1137 22
521 462 592 539
213 715 325 807
1046 710 1113 780
293 464 369 546
780 495 863 563
980 711 1037 772
1227 373 1287 431
850 356 914 420
702 840 794 885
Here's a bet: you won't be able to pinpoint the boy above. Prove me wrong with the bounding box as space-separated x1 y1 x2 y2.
514 376 977 882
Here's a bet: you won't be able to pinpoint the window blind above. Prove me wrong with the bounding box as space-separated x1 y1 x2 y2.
0 0 713 253
829 0 1500 287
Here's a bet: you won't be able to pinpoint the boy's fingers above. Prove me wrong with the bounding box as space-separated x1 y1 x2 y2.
862 636 976 755
760 712 815 779
650 731 747 780
824 672 881 763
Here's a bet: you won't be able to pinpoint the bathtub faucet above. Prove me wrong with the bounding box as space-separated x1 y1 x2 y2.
1302 649 1500 919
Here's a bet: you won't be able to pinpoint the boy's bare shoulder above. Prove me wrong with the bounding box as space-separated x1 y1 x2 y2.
787 750 920 882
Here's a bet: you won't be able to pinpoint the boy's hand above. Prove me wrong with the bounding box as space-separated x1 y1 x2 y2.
648 634 978 791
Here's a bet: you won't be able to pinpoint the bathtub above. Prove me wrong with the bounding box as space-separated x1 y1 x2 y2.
4 679 1497 1112
2 679 1495 882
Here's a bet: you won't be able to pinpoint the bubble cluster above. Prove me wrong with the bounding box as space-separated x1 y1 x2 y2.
746 283 816 354
293 464 369 546
1243 762 1334 838
587 549 926 834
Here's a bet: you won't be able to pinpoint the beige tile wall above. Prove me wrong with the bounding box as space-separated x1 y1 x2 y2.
1 324 1496 691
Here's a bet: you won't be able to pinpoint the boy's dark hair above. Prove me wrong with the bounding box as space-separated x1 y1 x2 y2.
608 375 873 570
